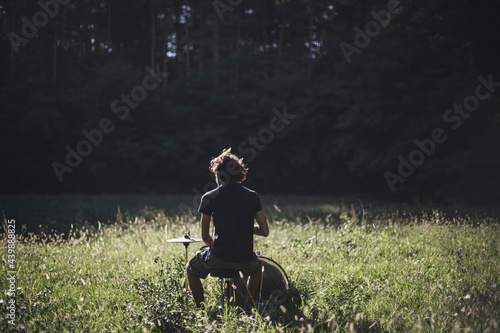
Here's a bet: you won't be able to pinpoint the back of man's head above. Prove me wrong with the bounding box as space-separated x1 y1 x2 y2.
209 148 248 184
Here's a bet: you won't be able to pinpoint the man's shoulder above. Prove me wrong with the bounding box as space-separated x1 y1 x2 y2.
239 185 261 203
241 185 258 196
199 187 220 214
202 186 220 200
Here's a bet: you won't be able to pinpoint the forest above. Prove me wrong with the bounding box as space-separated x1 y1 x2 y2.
1 0 500 203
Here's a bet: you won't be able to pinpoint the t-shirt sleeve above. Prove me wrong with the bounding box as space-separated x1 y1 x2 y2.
255 193 262 212
198 193 214 215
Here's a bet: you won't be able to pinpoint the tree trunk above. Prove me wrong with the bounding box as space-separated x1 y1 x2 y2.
185 12 190 81
276 9 285 79
233 14 241 91
162 7 169 88
211 18 220 64
307 9 313 80
211 15 220 87
10 45 14 80
8 10 14 79
262 0 268 53
151 0 156 69
197 3 205 75
106 0 112 42
52 26 58 81
261 1 269 81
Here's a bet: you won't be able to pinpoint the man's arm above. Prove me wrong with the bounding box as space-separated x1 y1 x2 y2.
200 213 214 247
254 210 269 237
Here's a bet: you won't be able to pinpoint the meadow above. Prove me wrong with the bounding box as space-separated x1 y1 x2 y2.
0 195 499 332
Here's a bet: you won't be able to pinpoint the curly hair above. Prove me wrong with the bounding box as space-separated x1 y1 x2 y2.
209 148 248 183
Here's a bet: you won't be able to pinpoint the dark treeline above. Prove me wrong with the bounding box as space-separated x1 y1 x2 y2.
1 0 499 203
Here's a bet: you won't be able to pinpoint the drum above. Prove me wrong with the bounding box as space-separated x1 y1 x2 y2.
256 254 290 300
226 254 290 312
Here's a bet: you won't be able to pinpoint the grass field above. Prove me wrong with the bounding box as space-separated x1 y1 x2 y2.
0 195 499 332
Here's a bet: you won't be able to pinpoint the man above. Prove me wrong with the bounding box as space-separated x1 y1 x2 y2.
185 148 269 309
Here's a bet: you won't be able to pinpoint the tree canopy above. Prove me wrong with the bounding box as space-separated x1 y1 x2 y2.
1 0 499 203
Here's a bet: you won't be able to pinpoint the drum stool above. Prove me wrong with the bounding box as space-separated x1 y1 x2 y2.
210 269 240 307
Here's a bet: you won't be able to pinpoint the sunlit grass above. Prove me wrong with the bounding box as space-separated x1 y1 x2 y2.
0 197 499 332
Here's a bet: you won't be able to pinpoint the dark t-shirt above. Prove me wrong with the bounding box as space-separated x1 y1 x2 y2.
198 182 262 263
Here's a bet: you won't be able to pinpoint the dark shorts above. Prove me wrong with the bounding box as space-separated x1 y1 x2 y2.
187 247 261 279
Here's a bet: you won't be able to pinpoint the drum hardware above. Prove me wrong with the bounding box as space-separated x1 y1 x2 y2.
166 231 202 290
210 269 241 308
166 231 203 264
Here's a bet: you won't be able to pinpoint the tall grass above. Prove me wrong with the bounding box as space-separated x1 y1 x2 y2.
0 197 498 332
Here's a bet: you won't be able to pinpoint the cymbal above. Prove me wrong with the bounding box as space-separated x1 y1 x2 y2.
166 236 203 243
